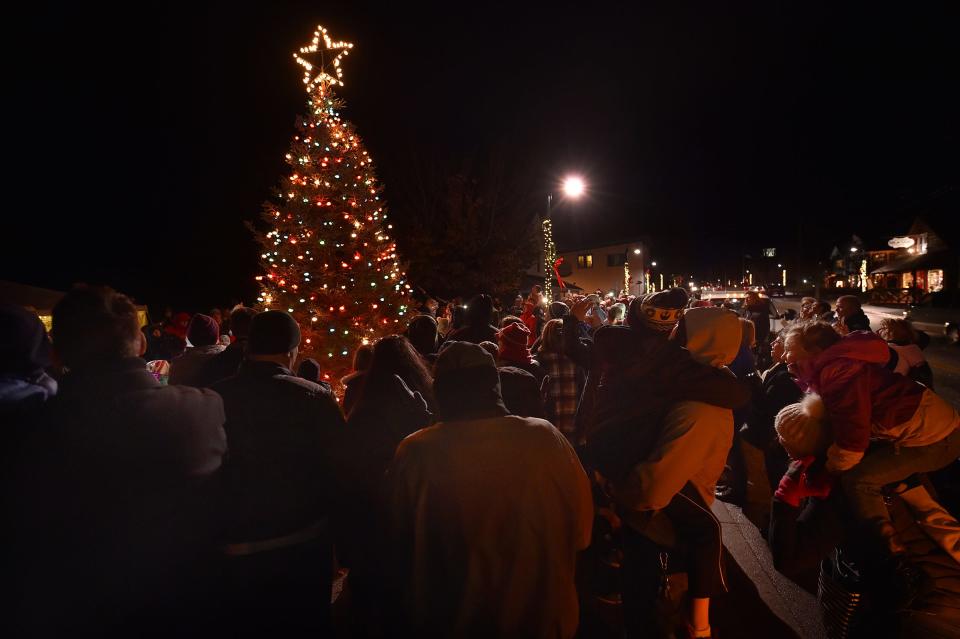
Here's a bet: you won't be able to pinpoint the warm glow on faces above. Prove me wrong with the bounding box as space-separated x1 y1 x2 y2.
784 333 816 369
835 297 856 320
771 334 785 363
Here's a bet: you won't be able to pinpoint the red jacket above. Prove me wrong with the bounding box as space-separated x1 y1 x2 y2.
794 331 925 471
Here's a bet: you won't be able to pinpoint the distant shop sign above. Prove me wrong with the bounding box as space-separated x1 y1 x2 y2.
888 236 915 249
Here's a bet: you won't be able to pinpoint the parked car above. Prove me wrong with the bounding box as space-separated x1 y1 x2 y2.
699 291 784 336
903 290 960 345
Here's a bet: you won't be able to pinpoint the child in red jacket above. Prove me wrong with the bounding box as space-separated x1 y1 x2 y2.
783 322 960 560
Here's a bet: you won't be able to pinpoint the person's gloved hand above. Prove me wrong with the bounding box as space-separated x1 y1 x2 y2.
802 466 836 500
775 456 835 507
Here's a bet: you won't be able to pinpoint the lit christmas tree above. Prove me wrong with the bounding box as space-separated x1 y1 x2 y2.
254 25 410 385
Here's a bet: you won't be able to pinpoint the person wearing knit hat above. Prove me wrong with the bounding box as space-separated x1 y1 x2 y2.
627 287 688 333
195 307 261 388
247 311 301 356
210 309 343 636
187 313 220 347
15 286 227 635
432 341 508 421
774 394 831 460
165 311 191 340
496 321 545 386
169 313 226 387
387 340 593 638
771 395 836 516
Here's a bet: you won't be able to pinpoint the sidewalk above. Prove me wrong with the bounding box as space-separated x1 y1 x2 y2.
713 500 827 639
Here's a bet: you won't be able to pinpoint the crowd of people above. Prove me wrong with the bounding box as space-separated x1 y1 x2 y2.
2 282 959 638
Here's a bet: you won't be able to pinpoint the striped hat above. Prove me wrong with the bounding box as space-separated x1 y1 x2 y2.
638 288 688 332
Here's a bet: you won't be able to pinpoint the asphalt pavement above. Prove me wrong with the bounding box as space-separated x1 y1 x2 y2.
775 297 960 409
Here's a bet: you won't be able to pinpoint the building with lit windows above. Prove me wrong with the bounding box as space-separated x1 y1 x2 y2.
823 219 955 302
552 239 650 297
869 218 955 301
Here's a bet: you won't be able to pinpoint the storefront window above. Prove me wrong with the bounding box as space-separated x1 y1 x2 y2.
902 272 914 289
928 269 944 292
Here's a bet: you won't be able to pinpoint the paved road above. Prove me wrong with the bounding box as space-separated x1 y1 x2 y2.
775 297 960 409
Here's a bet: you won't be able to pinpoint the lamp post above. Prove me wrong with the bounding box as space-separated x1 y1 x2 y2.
543 176 585 303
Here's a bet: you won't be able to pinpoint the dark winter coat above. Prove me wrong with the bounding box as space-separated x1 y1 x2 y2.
196 338 248 387
581 324 751 482
497 365 545 418
211 359 345 543
168 344 225 387
740 362 802 449
338 374 431 592
12 357 227 636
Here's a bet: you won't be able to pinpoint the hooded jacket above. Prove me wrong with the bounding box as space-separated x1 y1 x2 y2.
792 331 951 472
613 307 743 510
582 308 750 483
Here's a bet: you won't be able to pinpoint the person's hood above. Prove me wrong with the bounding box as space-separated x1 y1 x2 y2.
794 331 889 387
683 306 741 367
406 314 439 357
433 342 508 421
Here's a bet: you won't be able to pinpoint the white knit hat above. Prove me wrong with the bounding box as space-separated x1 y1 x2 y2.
775 394 831 458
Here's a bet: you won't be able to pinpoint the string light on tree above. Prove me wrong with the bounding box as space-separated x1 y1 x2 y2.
543 175 586 304
253 24 408 388
543 219 557 304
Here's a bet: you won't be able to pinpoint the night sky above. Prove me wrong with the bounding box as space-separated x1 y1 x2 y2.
5 2 958 311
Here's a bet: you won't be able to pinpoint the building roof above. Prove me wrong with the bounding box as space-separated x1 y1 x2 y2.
0 280 65 312
870 249 953 274
557 235 649 253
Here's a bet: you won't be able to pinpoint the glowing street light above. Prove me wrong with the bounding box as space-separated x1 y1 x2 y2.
563 175 585 198
543 175 587 302
633 248 642 255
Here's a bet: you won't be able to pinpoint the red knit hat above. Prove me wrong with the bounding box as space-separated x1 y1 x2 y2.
164 312 191 340
497 321 533 364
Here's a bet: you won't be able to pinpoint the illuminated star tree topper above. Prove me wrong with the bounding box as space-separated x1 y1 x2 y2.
253 24 410 389
294 25 354 95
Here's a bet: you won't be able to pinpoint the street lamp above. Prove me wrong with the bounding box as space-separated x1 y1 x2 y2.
563 176 585 198
543 175 586 303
